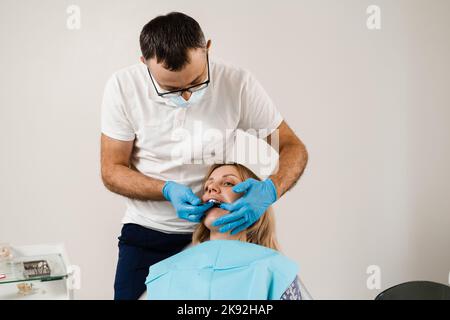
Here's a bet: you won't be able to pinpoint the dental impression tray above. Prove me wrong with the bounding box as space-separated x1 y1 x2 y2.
207 199 221 207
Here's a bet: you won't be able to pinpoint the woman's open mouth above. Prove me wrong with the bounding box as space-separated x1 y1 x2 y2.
206 198 221 207
203 196 224 208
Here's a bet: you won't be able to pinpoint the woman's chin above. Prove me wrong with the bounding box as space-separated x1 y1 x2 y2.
204 207 228 230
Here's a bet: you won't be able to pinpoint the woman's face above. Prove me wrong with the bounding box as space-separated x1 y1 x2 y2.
201 165 244 231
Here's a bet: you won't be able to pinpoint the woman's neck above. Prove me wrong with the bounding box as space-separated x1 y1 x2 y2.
209 230 246 241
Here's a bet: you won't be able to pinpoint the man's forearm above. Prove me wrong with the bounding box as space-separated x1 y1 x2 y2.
269 141 308 199
102 164 166 201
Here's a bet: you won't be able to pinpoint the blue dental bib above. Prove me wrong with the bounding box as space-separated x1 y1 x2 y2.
145 239 298 300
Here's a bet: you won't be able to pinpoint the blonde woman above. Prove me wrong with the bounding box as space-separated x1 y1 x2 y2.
145 163 311 300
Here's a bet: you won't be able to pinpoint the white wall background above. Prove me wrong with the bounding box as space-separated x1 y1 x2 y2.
1 0 449 299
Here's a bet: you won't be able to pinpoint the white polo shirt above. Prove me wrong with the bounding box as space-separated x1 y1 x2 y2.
101 56 283 234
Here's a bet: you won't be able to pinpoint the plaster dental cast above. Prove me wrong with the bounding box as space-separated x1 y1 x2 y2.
100 12 308 300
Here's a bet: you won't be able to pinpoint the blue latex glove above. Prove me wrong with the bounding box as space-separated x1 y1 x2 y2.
212 178 278 235
163 181 214 222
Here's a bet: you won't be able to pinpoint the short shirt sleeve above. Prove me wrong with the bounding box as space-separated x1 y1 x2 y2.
101 75 135 141
237 71 283 139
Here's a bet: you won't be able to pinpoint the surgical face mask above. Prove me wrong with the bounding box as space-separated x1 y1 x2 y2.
167 88 207 108
149 67 209 108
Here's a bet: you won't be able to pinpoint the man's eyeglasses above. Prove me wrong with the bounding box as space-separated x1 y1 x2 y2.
147 53 210 98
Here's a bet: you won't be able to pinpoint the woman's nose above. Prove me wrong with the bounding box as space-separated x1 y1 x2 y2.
206 182 220 194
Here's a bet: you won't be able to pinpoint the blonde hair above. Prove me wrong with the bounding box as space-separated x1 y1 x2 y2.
192 163 280 251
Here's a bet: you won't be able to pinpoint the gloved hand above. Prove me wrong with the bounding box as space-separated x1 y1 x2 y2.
163 181 214 222
212 178 278 235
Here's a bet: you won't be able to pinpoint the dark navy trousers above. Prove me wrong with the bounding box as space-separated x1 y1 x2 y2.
113 223 192 300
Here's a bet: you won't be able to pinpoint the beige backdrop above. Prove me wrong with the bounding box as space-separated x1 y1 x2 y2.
1 0 449 299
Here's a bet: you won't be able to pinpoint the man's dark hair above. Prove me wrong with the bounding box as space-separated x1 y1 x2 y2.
140 12 206 71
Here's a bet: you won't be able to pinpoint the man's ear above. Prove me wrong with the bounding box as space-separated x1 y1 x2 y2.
140 56 146 64
206 39 212 50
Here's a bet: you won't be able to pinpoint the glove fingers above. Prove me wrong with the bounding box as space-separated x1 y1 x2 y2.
186 190 202 206
231 221 253 235
186 214 204 223
181 209 204 222
197 202 214 215
180 202 213 216
212 207 246 227
218 218 246 233
219 198 244 212
232 179 254 193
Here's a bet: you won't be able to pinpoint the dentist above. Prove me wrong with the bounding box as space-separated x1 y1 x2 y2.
100 12 308 300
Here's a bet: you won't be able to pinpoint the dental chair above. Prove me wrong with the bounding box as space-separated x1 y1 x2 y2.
375 281 450 300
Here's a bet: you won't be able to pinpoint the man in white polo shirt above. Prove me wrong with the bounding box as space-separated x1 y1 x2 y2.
101 12 308 300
